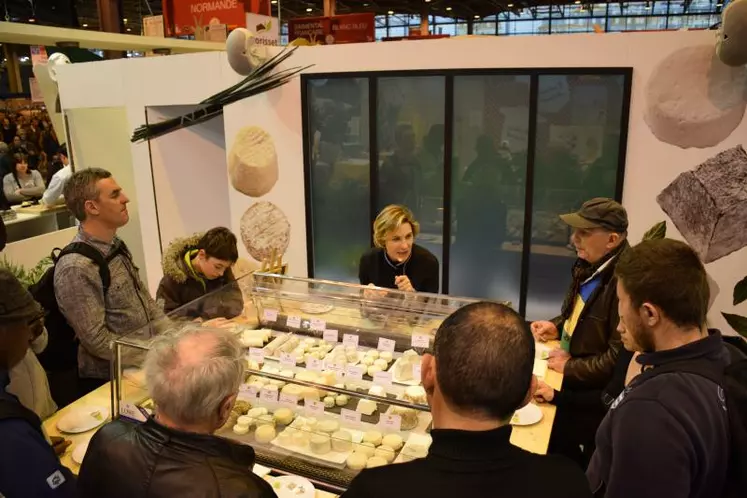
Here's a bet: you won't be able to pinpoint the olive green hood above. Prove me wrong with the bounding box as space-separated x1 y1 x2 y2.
161 232 204 284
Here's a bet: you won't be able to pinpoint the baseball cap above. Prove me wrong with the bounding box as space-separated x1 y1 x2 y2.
560 198 628 233
0 269 43 324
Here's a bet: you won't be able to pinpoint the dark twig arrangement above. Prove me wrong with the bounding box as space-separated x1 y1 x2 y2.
131 47 311 143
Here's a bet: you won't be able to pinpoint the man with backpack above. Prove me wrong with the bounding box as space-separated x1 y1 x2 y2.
45 168 164 398
587 238 746 498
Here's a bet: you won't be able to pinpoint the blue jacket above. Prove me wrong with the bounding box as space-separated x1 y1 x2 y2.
0 370 77 498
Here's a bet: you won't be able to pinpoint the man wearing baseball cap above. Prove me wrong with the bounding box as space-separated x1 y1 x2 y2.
530 198 628 467
0 269 77 497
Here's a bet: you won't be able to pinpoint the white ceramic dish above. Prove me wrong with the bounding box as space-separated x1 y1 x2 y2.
71 440 90 464
269 475 316 498
511 403 543 426
57 406 109 434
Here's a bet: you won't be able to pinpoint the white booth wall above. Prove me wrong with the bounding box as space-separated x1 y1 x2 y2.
56 32 747 331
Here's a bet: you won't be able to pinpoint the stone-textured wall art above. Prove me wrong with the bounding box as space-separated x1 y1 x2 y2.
228 126 279 198
657 144 747 263
240 201 291 262
644 45 747 149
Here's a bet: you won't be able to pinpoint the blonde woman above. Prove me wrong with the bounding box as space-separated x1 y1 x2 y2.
359 205 439 293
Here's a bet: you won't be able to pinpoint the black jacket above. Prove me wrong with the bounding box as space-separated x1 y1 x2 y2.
342 426 592 498
156 233 243 319
587 330 730 498
78 418 278 498
552 256 623 389
359 244 440 294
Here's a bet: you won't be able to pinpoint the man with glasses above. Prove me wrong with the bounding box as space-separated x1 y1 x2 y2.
0 269 77 497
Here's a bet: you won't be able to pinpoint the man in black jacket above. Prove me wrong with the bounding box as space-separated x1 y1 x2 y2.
587 239 729 498
77 328 277 498
342 302 592 498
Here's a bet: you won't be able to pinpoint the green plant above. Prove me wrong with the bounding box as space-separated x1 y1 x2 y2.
723 275 747 338
0 256 53 289
642 221 667 241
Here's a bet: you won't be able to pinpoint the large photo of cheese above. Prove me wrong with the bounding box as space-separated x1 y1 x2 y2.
644 45 747 149
228 126 279 197
240 201 291 262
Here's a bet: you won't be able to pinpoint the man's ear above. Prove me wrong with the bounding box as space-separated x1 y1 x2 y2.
84 199 99 217
640 302 660 328
422 353 436 397
518 375 538 410
218 393 237 424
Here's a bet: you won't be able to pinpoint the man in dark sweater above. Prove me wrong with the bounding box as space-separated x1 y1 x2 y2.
342 302 592 498
587 239 730 498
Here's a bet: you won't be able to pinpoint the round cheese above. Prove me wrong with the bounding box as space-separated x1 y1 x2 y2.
355 442 376 457
228 126 279 197
317 420 340 434
273 408 295 426
382 434 404 451
363 430 383 446
346 452 367 470
255 424 276 444
374 445 396 463
331 430 353 452
310 434 331 455
233 423 249 435
240 201 290 262
366 456 387 468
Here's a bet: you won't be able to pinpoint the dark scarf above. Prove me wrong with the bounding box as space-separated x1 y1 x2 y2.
560 240 629 321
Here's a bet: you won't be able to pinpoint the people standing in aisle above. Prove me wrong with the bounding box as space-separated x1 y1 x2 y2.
1 117 16 145
41 145 72 207
530 198 628 467
0 142 12 178
3 154 45 205
78 328 278 498
156 227 244 319
342 302 592 498
53 168 165 397
359 204 440 294
0 269 78 498
587 239 732 498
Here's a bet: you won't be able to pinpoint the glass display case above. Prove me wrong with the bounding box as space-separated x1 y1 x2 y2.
112 272 492 491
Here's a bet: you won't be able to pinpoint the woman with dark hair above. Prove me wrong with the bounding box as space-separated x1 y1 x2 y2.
2 154 45 205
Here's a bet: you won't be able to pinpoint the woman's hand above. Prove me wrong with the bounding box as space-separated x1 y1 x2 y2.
394 275 415 292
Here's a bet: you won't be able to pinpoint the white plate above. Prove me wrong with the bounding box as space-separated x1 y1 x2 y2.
71 440 90 464
270 475 316 498
57 406 109 434
535 343 552 360
300 303 334 315
511 403 543 426
253 464 272 478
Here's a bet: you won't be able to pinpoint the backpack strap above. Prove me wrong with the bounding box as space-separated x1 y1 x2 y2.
53 242 113 292
638 358 725 387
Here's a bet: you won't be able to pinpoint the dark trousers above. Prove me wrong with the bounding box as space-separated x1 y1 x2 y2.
47 368 107 409
548 403 605 470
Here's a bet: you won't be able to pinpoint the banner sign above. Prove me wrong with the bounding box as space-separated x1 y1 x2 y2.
289 13 375 45
163 0 246 36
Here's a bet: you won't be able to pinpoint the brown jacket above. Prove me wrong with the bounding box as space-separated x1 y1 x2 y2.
156 233 244 320
552 255 623 389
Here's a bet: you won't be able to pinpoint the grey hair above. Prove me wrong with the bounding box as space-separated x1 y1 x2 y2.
0 142 8 153
144 327 245 426
62 167 112 221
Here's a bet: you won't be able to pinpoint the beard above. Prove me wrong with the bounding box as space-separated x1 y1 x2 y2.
624 319 656 353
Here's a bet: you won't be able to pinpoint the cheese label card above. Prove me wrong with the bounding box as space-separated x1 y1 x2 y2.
238 384 258 401
326 362 344 377
341 408 362 426
286 315 301 329
263 309 278 322
260 388 278 403
323 329 339 343
249 348 264 364
411 334 430 349
279 352 296 367
305 399 325 415
119 402 148 422
279 393 298 407
307 358 324 372
345 365 364 381
373 371 392 387
310 318 326 331
377 338 396 353
343 334 360 348
379 414 402 431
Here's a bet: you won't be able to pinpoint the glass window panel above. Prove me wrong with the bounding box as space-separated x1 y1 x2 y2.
307 78 371 283
388 14 407 26
534 6 552 18
526 74 626 320
450 75 530 306
626 16 649 30
607 17 626 31
375 15 387 27
456 23 469 35
436 24 457 36
608 4 623 15
688 0 716 12
408 15 421 25
593 3 609 16
653 1 670 14
626 2 649 14
388 26 407 37
377 77 446 287
669 1 685 14
474 21 497 35
647 15 669 29
687 14 714 28
375 27 387 40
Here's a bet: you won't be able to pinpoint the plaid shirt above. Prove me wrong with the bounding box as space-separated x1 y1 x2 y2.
54 228 165 380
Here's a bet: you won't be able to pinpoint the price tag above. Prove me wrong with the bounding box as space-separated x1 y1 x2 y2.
310 318 326 331
379 414 402 432
261 388 278 403
373 371 392 387
279 393 298 407
343 334 359 348
119 402 147 422
305 399 325 415
238 384 258 401
263 309 278 322
326 362 344 377
412 363 422 380
411 334 430 349
377 338 396 353
341 408 362 425
345 365 364 381
323 329 339 343
307 358 324 372
279 352 296 367
249 348 264 364
287 315 301 329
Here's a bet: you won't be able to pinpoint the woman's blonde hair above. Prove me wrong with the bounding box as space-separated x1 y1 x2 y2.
373 205 420 248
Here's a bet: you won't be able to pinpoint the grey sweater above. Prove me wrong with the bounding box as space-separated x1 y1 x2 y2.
54 228 166 379
3 170 45 203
